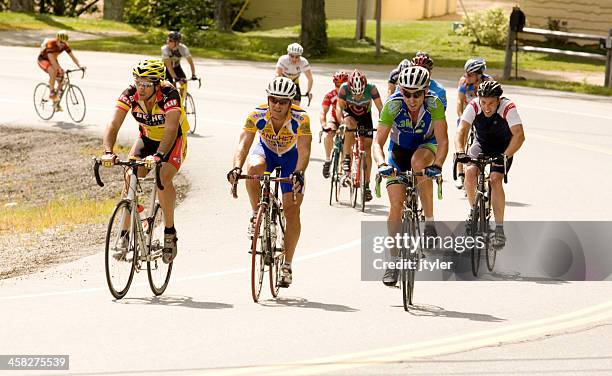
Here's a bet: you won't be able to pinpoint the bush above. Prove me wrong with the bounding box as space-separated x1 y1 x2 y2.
459 7 508 47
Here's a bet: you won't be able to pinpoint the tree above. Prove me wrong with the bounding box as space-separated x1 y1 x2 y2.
10 0 34 12
103 0 124 21
215 0 232 33
301 0 327 57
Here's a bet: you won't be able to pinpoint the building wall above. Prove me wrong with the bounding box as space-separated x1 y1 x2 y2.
518 0 612 36
243 0 453 30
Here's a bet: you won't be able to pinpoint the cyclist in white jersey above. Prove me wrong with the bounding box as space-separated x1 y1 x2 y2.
275 43 313 106
161 31 197 99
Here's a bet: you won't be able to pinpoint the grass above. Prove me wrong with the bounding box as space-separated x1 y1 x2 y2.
499 78 612 96
0 197 117 234
0 11 139 33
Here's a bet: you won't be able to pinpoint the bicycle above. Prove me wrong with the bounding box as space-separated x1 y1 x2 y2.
375 169 442 311
34 67 86 123
176 77 201 134
93 157 171 299
231 167 292 303
454 153 507 276
327 124 346 206
343 125 375 212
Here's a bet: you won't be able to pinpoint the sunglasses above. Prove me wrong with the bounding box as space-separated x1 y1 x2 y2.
269 97 291 106
401 89 425 99
135 80 155 88
288 54 300 59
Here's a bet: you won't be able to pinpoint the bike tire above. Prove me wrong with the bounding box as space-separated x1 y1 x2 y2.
105 200 137 299
329 149 339 206
185 93 197 134
351 154 359 208
402 213 420 310
360 152 366 212
470 201 482 277
483 185 496 272
147 203 173 295
66 84 86 123
251 206 268 302
269 203 286 297
33 83 55 120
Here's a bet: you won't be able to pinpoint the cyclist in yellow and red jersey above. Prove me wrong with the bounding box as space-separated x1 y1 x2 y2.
320 70 349 178
100 59 189 264
37 30 84 107
227 77 312 288
455 57 492 189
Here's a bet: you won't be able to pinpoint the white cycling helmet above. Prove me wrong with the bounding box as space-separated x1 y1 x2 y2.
266 76 297 98
398 66 430 90
287 43 304 56
464 57 486 73
397 58 411 71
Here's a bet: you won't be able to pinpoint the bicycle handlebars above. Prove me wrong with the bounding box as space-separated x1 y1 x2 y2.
66 67 86 79
93 157 164 191
452 153 508 183
375 169 443 200
231 174 296 202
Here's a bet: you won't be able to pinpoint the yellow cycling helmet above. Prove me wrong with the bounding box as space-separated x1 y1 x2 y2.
56 30 69 42
132 59 166 81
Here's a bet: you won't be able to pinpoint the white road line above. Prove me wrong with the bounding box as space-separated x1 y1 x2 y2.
530 132 612 156
521 104 612 120
0 238 359 301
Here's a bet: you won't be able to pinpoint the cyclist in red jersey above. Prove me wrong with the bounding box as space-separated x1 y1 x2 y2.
37 30 84 106
320 71 349 178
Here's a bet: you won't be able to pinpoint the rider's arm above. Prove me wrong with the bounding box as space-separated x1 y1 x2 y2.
232 130 256 169
455 120 471 152
373 96 384 114
103 108 128 153
158 110 180 154
67 51 81 68
336 97 346 123
186 56 196 77
163 59 177 81
504 124 525 157
296 134 312 172
372 124 391 167
275 66 284 77
304 69 314 96
431 118 449 168
456 93 466 118
320 104 329 127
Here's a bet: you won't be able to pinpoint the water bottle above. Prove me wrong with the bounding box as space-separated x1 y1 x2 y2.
137 202 147 231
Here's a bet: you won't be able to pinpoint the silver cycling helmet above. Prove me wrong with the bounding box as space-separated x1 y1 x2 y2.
266 76 297 98
464 57 486 74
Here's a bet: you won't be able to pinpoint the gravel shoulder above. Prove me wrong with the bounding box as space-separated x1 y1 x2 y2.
0 125 189 279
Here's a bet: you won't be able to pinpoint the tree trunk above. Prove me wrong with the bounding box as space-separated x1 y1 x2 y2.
301 0 327 57
103 0 124 21
355 0 366 40
52 0 65 15
215 0 232 33
10 0 34 12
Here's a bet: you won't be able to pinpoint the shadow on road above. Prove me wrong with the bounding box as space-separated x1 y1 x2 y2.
50 120 95 130
401 303 506 322
506 201 530 207
260 296 359 312
118 295 233 310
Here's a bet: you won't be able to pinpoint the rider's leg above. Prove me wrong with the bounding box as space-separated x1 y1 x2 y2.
157 162 178 229
47 65 58 96
364 137 373 183
342 116 356 157
464 165 479 207
281 192 303 264
383 181 407 285
322 124 335 161
245 155 266 212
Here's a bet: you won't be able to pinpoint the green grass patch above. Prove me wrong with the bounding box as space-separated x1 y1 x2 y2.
500 79 612 96
0 197 118 234
0 11 139 33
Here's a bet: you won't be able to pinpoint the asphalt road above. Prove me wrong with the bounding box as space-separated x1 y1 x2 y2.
0 46 611 375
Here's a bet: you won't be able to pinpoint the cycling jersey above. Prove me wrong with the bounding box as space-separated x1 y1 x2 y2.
276 55 311 82
379 92 445 150
337 83 380 116
322 88 339 122
244 104 311 156
161 43 191 67
116 82 190 141
460 97 522 156
38 38 71 61
458 73 492 104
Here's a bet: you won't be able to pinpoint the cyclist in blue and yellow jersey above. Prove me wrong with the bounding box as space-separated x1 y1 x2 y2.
373 66 449 286
275 43 314 106
227 77 312 288
455 81 525 250
411 51 447 109
337 69 384 201
455 57 492 189
100 59 189 264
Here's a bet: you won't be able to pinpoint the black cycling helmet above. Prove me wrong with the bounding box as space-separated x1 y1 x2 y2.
168 31 182 42
477 81 503 97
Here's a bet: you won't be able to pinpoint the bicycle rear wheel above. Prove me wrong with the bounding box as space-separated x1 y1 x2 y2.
401 214 420 310
105 200 137 299
329 148 339 206
350 154 360 208
185 93 197 134
66 84 86 123
269 203 286 297
147 203 173 295
359 152 366 212
33 83 55 120
251 206 268 302
483 189 496 272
